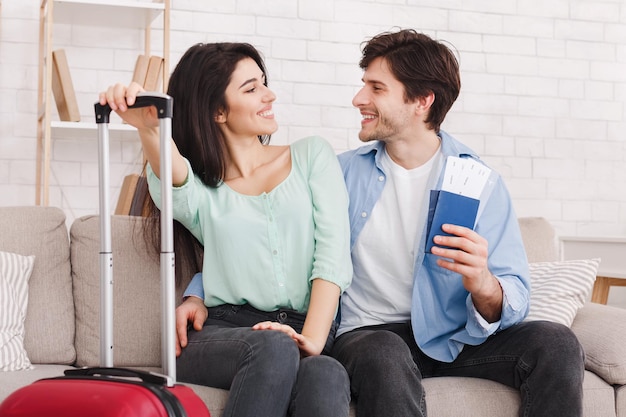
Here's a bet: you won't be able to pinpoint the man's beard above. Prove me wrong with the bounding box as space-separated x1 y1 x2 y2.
358 115 397 143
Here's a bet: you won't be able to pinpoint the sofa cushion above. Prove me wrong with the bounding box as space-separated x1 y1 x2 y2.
72 215 161 367
0 251 35 371
0 207 75 365
0 364 75 402
571 302 626 385
525 258 599 327
415 373 616 417
71 215 196 368
518 217 559 263
616 384 626 417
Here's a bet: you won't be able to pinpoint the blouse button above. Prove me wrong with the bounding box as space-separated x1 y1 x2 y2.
378 175 384 182
361 212 367 218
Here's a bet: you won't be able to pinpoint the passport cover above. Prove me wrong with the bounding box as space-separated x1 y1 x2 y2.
425 190 479 253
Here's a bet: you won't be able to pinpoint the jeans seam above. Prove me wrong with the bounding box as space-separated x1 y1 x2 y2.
213 338 253 417
440 355 519 370
518 356 532 417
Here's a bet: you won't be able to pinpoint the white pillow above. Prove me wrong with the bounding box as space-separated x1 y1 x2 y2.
0 250 35 371
525 258 600 327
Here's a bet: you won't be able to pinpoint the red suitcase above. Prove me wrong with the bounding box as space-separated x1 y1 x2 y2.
0 368 207 417
0 94 210 417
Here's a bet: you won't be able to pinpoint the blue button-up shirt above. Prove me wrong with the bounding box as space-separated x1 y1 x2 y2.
337 130 530 362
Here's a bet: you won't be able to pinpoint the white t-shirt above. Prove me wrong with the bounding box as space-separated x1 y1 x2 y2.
338 147 443 336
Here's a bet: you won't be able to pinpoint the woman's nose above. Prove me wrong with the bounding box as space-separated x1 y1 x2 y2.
263 85 276 102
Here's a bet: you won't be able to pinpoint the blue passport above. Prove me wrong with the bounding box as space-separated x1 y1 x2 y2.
425 190 479 253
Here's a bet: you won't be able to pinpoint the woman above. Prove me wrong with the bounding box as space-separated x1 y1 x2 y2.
99 42 352 417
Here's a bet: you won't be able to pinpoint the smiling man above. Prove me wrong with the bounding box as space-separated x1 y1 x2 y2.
331 28 585 417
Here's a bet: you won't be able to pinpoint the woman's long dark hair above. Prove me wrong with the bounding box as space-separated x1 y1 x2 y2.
169 42 270 188
141 42 271 286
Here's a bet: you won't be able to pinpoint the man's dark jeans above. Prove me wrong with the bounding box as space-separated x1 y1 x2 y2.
332 320 584 417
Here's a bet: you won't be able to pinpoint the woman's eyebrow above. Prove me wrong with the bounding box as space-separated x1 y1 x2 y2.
238 74 266 89
238 78 256 89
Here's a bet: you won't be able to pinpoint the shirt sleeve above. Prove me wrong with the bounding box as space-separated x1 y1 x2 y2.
304 137 353 292
466 295 501 337
464 175 531 337
183 272 205 300
146 158 205 245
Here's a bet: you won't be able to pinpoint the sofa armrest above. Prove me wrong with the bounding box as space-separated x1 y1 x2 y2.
571 302 626 385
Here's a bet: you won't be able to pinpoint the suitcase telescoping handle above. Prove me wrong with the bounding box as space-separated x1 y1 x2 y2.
65 367 170 385
94 92 177 386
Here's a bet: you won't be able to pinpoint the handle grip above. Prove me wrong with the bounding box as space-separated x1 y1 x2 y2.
65 367 169 385
94 92 173 124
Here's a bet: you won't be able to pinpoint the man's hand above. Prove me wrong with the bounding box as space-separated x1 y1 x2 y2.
175 296 208 357
430 224 503 322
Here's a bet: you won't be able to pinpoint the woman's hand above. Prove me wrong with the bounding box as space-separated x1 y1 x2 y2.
98 81 188 184
98 82 159 130
252 321 324 357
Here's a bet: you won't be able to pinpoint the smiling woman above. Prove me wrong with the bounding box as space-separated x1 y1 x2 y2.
98 42 353 417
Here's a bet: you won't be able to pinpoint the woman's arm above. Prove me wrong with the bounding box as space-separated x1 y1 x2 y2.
298 278 341 355
297 137 352 355
253 279 340 356
98 82 188 185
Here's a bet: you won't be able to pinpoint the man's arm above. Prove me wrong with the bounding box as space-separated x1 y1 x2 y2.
184 272 205 299
431 224 503 322
429 174 530 331
176 272 207 356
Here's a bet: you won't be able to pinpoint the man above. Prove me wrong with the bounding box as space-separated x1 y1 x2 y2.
331 28 584 417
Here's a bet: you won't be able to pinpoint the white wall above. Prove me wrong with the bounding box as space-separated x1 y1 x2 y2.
1 0 625 238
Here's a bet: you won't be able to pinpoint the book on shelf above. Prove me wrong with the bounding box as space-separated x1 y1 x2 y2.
131 54 150 86
144 55 164 91
132 54 164 92
115 173 139 215
51 49 80 122
115 173 151 216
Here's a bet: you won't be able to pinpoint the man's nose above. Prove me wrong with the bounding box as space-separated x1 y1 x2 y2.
352 87 367 107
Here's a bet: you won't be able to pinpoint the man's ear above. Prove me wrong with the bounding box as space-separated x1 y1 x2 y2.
415 92 435 115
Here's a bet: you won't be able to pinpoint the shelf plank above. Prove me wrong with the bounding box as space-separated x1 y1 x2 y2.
50 120 139 140
51 120 136 131
51 0 165 27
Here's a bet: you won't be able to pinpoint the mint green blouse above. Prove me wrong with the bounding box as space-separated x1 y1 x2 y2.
147 136 352 313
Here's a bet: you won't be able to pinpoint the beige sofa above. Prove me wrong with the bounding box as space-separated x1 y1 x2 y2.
1 205 626 416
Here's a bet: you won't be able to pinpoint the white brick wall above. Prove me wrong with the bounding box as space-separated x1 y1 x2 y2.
0 0 625 239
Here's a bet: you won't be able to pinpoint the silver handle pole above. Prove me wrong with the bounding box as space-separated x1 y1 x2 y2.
97 123 114 368
159 116 176 385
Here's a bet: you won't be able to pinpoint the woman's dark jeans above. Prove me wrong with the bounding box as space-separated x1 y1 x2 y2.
177 304 350 417
332 320 584 417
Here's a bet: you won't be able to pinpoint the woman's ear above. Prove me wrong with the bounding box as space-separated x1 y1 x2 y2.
215 110 226 123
